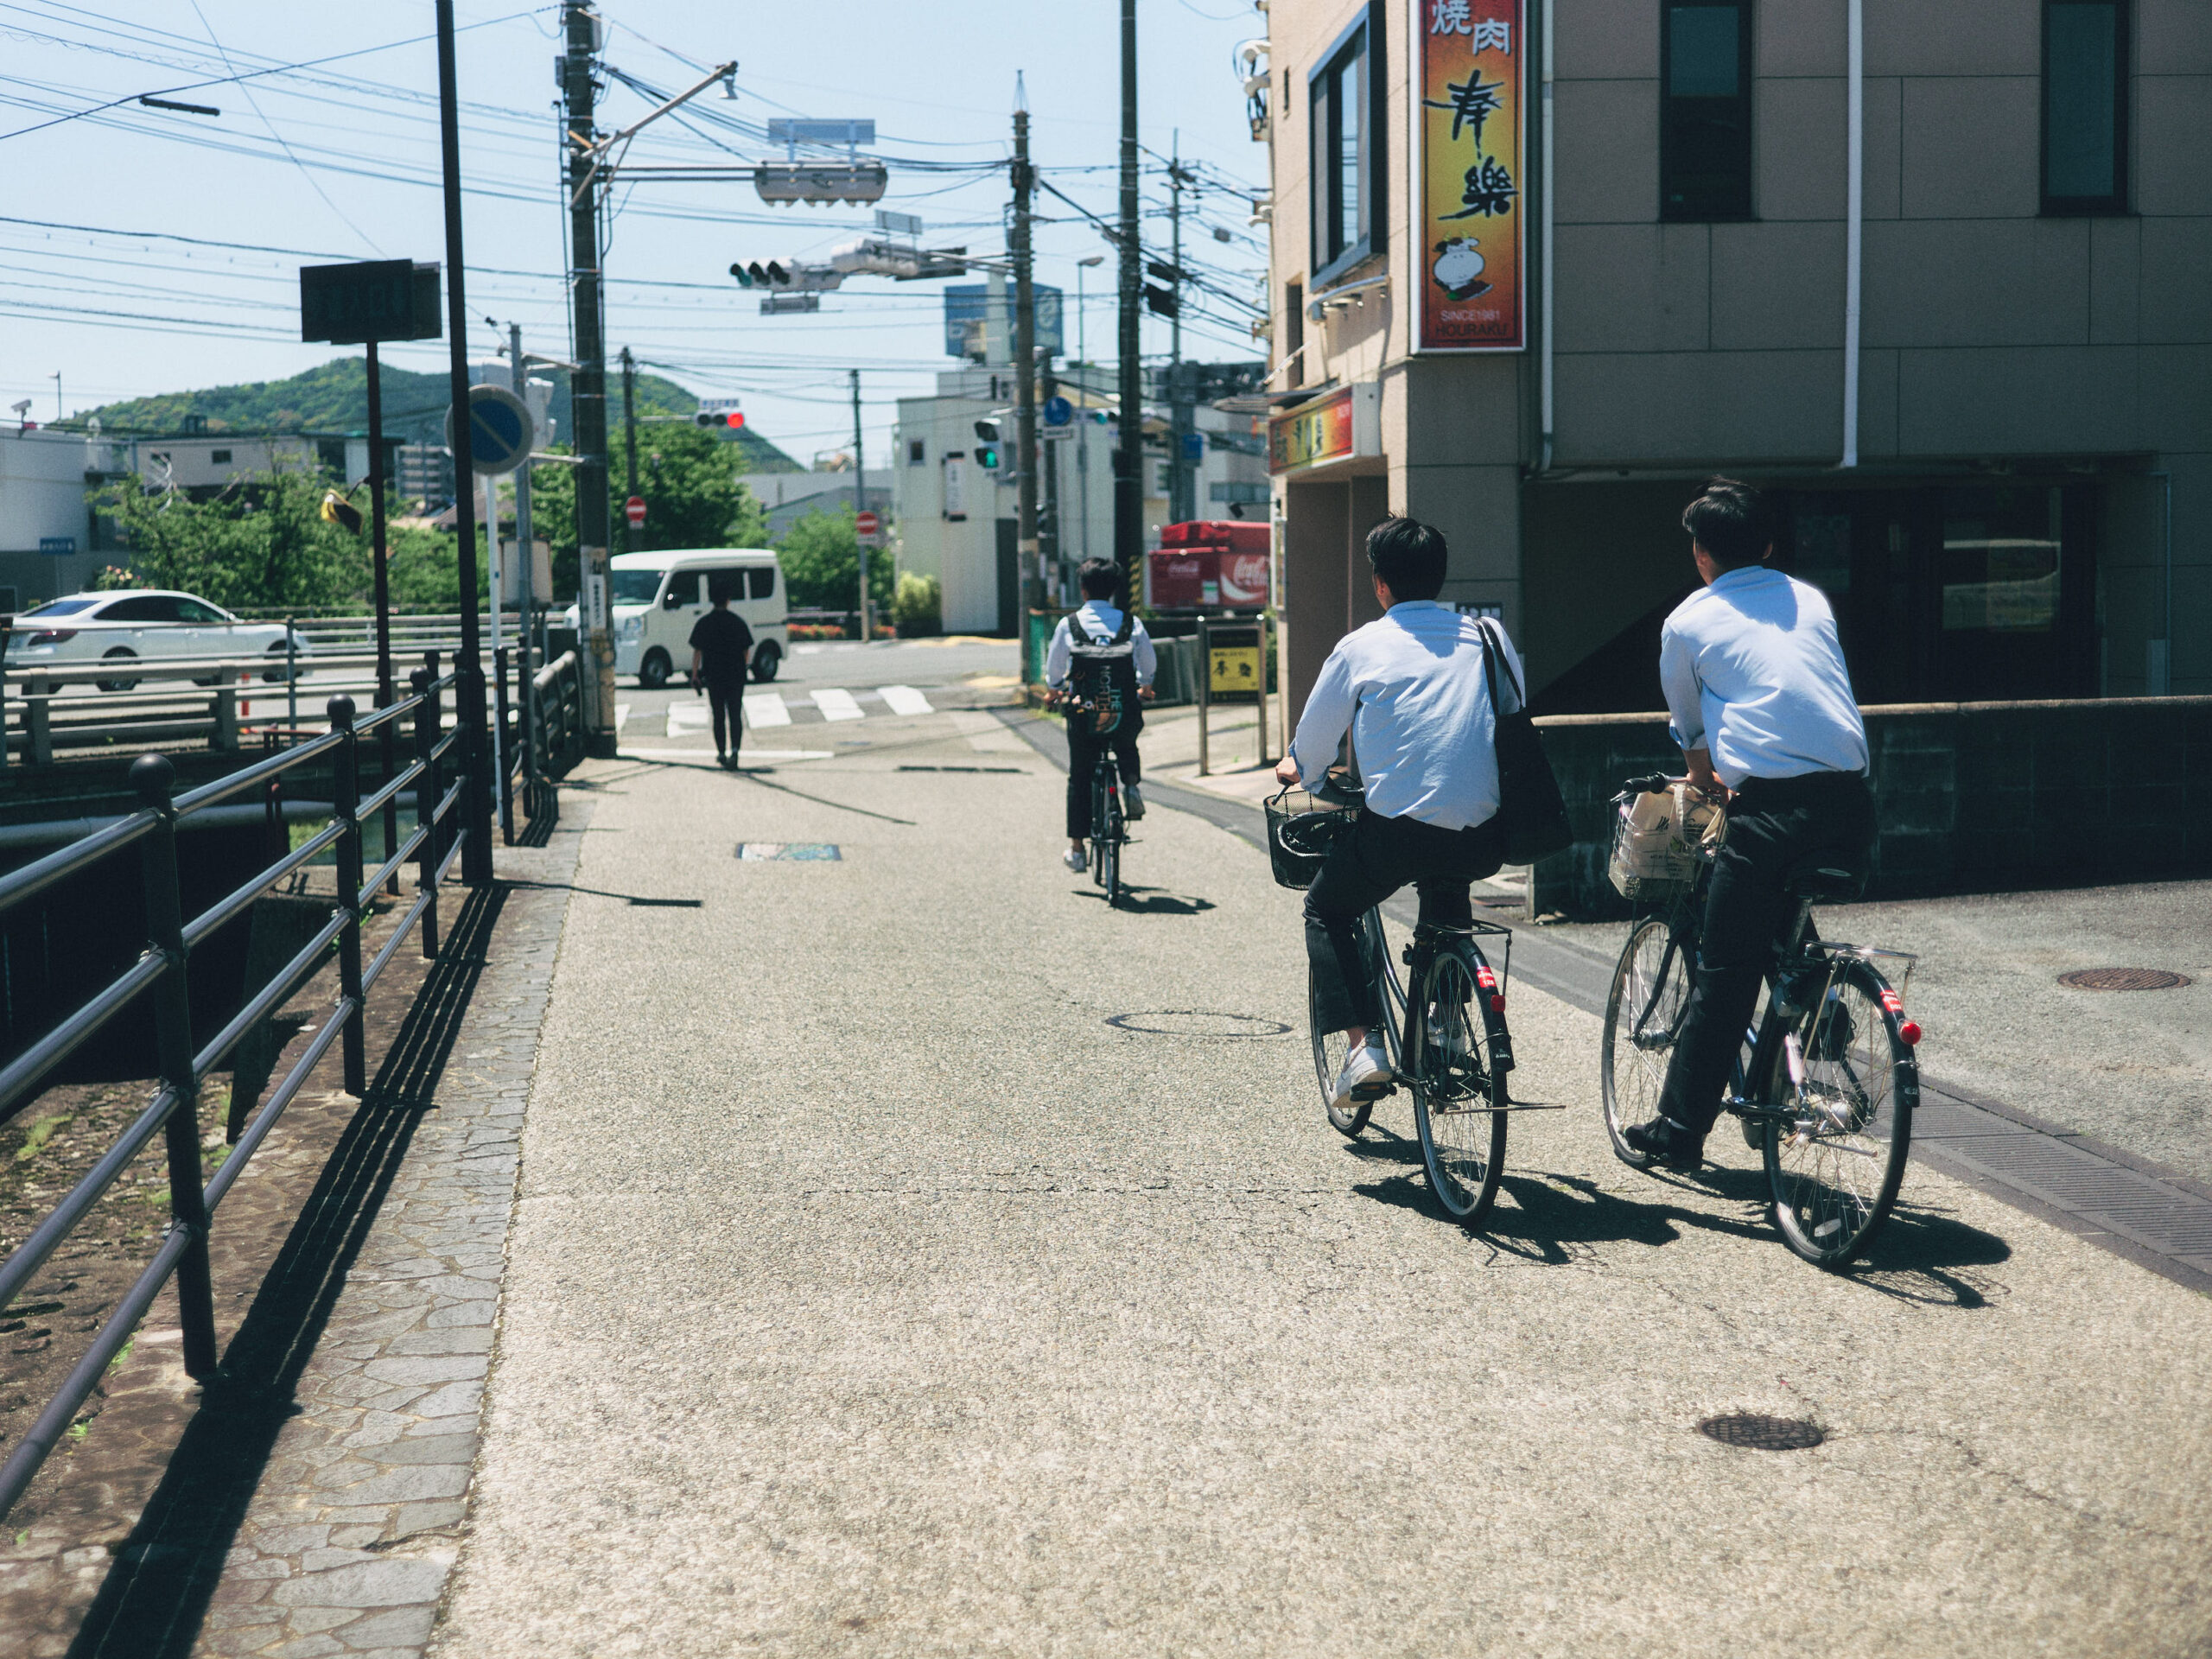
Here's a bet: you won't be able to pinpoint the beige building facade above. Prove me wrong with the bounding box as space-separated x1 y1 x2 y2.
1259 0 2209 720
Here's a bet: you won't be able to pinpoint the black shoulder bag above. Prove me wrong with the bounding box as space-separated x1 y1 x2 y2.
1477 618 1572 864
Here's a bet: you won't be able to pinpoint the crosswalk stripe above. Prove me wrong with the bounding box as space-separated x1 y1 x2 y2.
812 688 865 721
615 702 632 731
667 700 709 732
880 683 934 716
743 691 791 728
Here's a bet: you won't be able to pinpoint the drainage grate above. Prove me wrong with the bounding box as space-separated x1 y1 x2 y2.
1698 1414 1825 1452
1104 1010 1292 1039
2058 967 2192 991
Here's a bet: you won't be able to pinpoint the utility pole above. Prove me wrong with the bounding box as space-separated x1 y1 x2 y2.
1077 254 1103 566
1012 74 1040 619
849 369 871 640
1115 0 1142 612
509 322 538 813
621 346 639 553
434 0 492 882
1167 142 1197 527
1040 360 1060 601
563 0 617 758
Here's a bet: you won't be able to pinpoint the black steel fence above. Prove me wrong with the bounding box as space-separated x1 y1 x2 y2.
0 672 479 1516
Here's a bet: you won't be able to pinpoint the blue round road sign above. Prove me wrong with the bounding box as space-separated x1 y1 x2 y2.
444 384 537 476
1042 395 1073 428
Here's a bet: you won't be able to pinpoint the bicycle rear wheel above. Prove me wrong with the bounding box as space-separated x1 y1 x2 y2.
1762 957 1916 1267
1313 908 1402 1137
1601 918 1690 1170
1410 944 1507 1224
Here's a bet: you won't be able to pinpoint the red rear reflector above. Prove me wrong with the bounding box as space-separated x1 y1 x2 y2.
1899 1021 1922 1046
1488 994 1505 1013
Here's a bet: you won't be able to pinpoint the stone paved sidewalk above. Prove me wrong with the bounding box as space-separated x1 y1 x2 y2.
177 809 584 1659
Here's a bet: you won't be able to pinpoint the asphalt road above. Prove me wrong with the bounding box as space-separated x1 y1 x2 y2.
434 725 2212 1657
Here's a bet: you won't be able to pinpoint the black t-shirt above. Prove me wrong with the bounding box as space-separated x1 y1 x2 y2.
689 607 754 683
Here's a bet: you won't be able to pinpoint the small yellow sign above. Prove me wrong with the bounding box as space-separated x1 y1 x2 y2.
1209 646 1261 695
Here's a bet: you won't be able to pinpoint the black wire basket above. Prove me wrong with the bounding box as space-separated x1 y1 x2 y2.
1264 784 1357 891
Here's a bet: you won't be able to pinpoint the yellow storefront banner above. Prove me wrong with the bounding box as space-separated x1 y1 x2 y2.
1268 387 1356 473
1411 0 1525 353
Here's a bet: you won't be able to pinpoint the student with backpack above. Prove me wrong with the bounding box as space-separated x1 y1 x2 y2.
1045 557 1157 873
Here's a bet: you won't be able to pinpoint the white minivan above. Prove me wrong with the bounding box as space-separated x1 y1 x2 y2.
607 549 789 688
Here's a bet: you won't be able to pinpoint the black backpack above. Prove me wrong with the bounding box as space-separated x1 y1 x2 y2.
1064 606 1141 740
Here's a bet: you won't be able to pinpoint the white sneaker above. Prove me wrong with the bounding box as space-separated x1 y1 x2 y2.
1062 847 1087 873
1330 1039 1394 1106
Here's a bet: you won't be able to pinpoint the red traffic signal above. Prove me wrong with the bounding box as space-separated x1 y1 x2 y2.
725 410 745 428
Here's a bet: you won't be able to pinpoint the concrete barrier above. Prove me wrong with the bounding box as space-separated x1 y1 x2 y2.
1527 696 2212 919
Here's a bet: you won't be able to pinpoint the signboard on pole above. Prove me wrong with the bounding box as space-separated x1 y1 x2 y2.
1409 0 1526 353
299 260 442 345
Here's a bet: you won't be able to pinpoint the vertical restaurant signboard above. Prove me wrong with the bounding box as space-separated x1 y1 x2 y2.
1410 0 1526 353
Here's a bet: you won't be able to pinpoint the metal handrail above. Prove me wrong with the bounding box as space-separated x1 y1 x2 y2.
0 672 507 1519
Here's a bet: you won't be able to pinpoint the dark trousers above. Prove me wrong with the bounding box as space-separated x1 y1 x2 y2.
1066 726 1141 838
1656 771 1877 1135
1305 809 1507 1033
705 680 743 758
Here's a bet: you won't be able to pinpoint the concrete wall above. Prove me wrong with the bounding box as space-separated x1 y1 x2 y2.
1527 696 2212 918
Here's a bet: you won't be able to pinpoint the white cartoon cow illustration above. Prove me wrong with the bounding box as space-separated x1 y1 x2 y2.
1431 237 1491 302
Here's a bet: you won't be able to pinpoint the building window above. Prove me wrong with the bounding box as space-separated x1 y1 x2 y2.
1285 281 1304 388
210 448 232 465
906 438 925 465
1308 10 1380 283
1660 1 1753 221
2043 0 2128 214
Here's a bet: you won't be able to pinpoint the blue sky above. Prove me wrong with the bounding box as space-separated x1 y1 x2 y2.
0 0 1268 465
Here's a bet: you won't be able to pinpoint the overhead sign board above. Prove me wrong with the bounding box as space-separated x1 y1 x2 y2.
300 259 442 346
443 384 537 476
1410 0 1526 353
943 285 1063 360
38 537 75 556
1268 384 1382 476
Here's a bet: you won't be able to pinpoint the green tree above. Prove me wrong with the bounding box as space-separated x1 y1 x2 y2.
90 466 364 610
778 504 893 619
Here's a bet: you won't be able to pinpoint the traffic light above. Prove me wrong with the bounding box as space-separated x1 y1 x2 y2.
693 409 747 429
731 260 789 289
972 418 1002 474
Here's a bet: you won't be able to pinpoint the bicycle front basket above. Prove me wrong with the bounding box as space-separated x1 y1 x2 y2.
1264 786 1354 890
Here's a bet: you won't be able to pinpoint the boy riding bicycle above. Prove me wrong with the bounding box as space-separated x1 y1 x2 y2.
1046 557 1157 873
1274 517 1528 1109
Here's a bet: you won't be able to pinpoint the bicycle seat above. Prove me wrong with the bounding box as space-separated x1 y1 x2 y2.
1783 856 1866 903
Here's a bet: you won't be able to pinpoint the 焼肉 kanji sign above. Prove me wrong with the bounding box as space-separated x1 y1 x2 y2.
1267 383 1382 476
1411 0 1525 353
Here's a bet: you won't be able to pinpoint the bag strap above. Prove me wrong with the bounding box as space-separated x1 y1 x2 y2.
1475 617 1524 714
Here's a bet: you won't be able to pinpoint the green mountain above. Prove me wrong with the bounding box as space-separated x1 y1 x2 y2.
76 356 803 474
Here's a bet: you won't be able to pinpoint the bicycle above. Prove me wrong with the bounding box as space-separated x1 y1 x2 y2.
1270 783 1523 1224
1599 773 1923 1268
1059 690 1131 908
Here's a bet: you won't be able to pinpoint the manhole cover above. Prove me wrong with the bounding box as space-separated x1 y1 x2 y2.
1104 1010 1292 1039
735 843 842 861
1698 1413 1825 1451
2057 968 2192 992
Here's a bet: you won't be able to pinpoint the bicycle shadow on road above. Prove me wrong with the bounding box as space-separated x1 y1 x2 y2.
1073 885 1217 916
1342 1132 2009 1300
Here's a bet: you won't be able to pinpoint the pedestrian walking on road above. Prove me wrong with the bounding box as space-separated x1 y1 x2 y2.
690 577 754 769
1623 477 1875 1170
1277 517 1526 1108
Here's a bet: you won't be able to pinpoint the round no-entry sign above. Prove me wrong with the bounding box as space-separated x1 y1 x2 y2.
624 495 646 526
855 510 880 536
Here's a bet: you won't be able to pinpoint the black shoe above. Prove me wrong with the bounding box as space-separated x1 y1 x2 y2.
1624 1115 1706 1171
1124 784 1145 820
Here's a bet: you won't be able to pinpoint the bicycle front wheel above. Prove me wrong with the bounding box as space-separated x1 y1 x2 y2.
1762 958 1916 1267
1313 908 1399 1137
1601 918 1691 1170
1410 944 1507 1224
1096 778 1124 907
